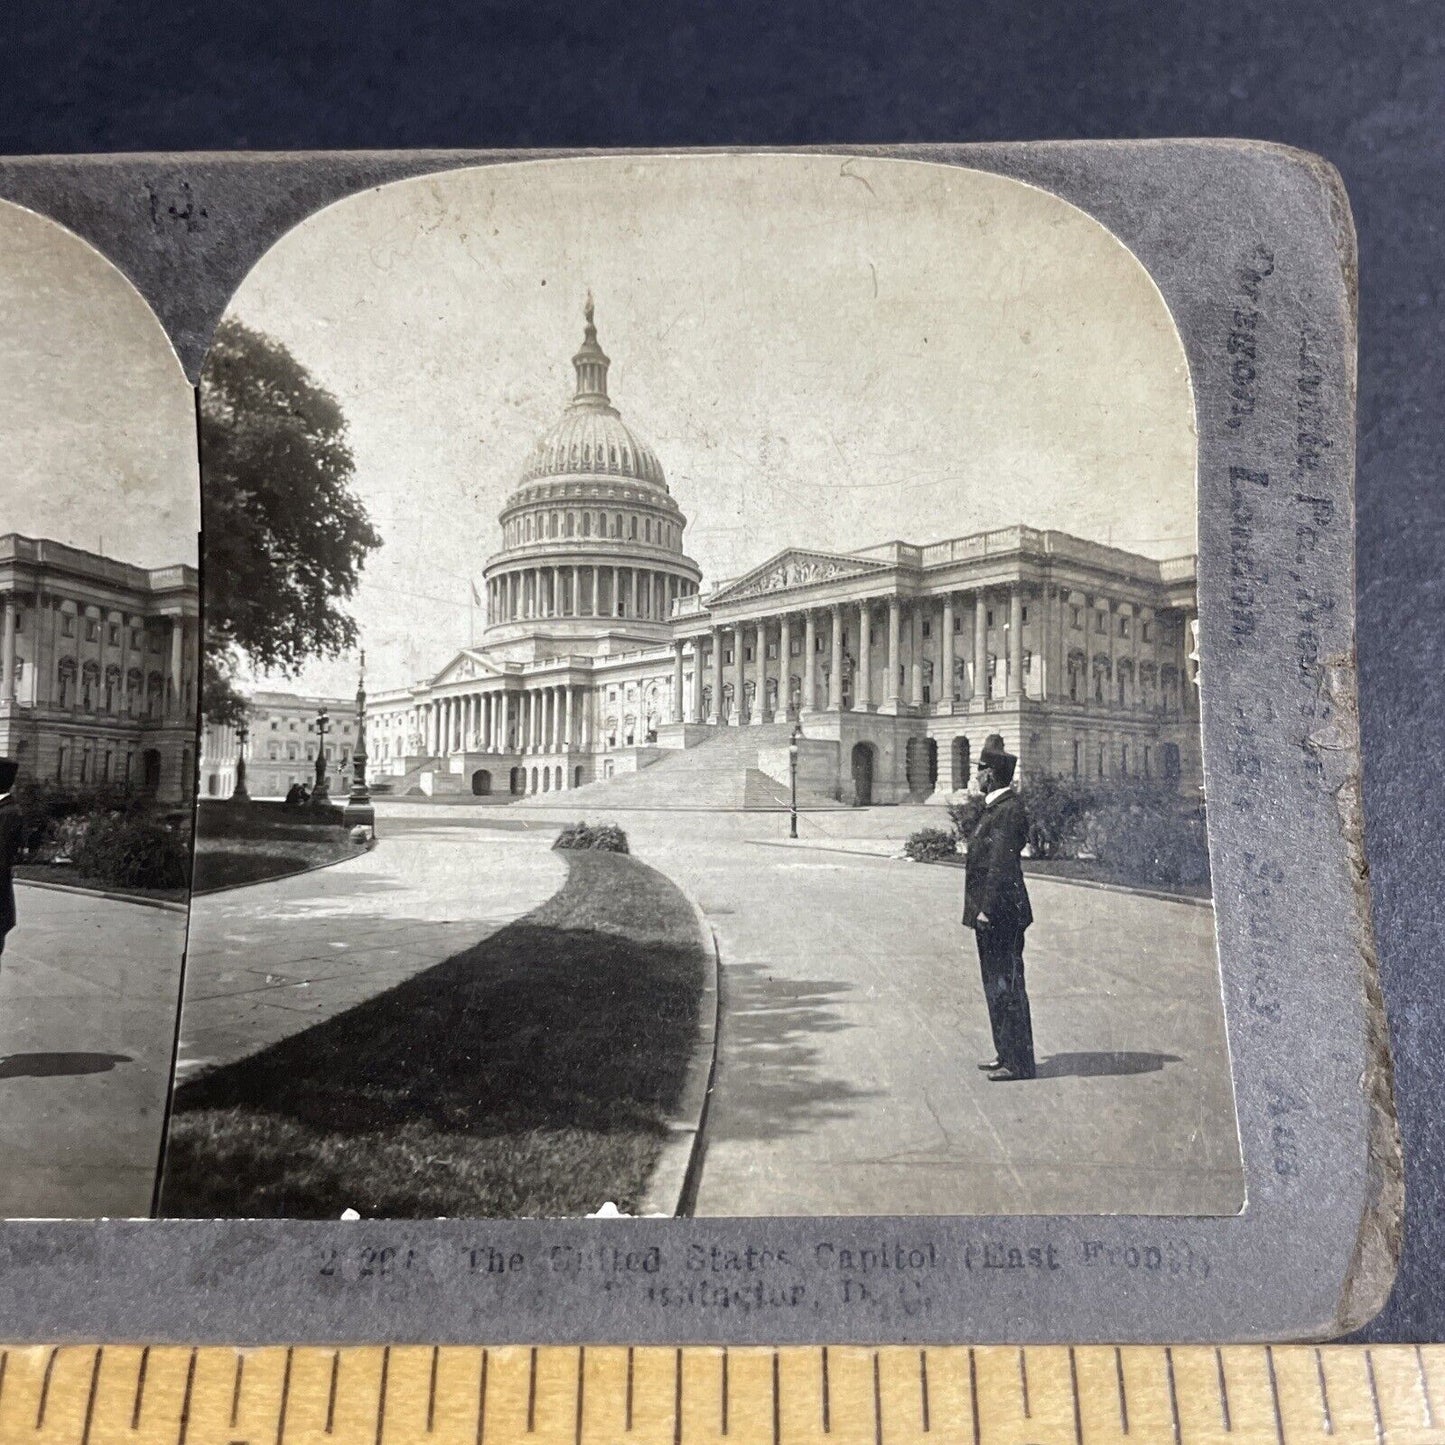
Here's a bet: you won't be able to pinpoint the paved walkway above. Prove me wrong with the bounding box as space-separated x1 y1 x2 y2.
176 821 565 1083
0 886 185 1218
497 802 1244 1217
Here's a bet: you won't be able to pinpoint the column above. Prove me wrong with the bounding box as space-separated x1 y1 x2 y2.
778 613 793 720
169 618 185 717
711 627 724 724
671 642 684 724
753 619 768 724
973 591 988 708
613 566 622 617
910 606 924 708
690 637 704 722
631 569 640 619
940 594 955 712
803 610 817 712
854 600 871 710
828 605 843 710
885 596 902 708
564 686 574 749
1008 587 1024 697
503 693 513 752
571 566 580 617
1 595 15 702
732 625 745 724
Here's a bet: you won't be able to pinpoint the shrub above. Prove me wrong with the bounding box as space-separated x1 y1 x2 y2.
552 821 630 854
1020 775 1096 859
945 794 984 840
1080 783 1211 888
13 780 143 855
904 827 958 863
72 812 191 890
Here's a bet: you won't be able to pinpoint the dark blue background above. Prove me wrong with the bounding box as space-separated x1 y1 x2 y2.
3 0 1440 1340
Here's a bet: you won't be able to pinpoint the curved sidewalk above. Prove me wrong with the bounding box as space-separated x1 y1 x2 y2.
175 819 565 1084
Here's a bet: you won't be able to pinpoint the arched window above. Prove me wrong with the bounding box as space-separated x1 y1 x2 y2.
104 664 120 712
81 660 99 711
57 656 76 708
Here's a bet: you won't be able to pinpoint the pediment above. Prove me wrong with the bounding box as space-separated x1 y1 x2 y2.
708 549 891 606
431 648 505 687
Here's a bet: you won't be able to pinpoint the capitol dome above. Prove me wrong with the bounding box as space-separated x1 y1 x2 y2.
481 298 703 646
516 299 666 488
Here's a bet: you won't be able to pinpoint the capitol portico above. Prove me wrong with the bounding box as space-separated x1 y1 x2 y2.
369 306 1200 807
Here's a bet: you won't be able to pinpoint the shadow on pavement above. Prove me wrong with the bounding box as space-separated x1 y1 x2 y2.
0 1051 132 1078
709 962 879 1141
1036 1050 1180 1079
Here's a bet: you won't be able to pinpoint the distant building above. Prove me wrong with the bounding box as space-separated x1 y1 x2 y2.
201 691 358 800
368 304 1201 806
0 534 199 803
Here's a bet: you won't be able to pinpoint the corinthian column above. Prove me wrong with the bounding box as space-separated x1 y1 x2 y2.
828 606 843 710
778 613 792 720
802 610 817 713
855 600 871 711
1008 586 1024 697
753 618 768 725
1 595 15 703
940 595 955 713
671 641 684 724
710 627 723 724
885 596 902 710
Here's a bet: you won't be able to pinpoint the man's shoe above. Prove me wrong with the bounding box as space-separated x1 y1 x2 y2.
986 1065 1020 1081
977 1058 1001 1071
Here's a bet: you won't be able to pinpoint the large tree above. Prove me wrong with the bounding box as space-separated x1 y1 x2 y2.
201 319 381 724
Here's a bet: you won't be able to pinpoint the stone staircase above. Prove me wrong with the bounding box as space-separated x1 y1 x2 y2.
537 723 845 811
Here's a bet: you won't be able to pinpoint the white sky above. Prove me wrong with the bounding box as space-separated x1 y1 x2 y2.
223 154 1196 697
0 199 198 568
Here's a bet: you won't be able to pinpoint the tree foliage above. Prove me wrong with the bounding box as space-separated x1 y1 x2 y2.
201 319 381 722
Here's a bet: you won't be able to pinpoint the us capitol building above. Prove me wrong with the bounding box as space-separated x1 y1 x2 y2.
368 304 1201 807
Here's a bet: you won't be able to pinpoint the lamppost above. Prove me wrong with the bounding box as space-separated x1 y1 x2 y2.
313 705 331 800
343 649 375 833
230 719 249 801
789 721 802 839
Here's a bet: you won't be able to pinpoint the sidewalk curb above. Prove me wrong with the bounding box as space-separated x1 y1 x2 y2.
14 877 188 913
637 891 721 1219
190 838 378 898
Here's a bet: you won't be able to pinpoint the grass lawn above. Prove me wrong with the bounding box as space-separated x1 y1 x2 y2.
160 848 709 1218
13 862 188 904
191 799 368 892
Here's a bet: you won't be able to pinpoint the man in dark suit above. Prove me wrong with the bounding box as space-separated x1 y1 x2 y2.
962 741 1037 1081
0 757 21 963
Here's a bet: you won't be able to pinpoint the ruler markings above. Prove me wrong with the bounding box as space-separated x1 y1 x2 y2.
1418 1343 1437 1430
1265 1345 1286 1445
426 1345 439 1434
475 1348 488 1445
327 1350 341 1434
674 1348 683 1445
1215 1347 1232 1434
918 1348 930 1433
376 1345 391 1445
34 1346 57 1430
1113 1346 1129 1434
1017 1347 1031 1420
230 1351 245 1429
1313 1346 1334 1436
771 1350 780 1445
1068 1346 1084 1445
78 1346 102 1445
526 1347 537 1435
968 1349 980 1445
721 1347 729 1436
176 1347 197 1445
274 1345 293 1445
821 1346 830 1434
1164 1346 1181 1445
1364 1347 1384 1445
626 1346 634 1432
871 1351 882 1445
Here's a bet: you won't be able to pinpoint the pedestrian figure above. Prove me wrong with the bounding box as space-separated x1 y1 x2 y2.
0 757 22 964
962 740 1037 1081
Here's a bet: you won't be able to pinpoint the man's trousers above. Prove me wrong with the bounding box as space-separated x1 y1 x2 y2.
975 922 1036 1078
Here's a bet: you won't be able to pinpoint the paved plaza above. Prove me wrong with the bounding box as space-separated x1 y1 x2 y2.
0 885 185 1218
175 821 565 1081
378 800 1245 1217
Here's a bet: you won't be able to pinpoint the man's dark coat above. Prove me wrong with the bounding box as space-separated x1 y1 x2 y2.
0 794 22 940
961 790 1034 931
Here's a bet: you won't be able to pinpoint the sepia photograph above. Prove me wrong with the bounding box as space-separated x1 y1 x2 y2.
161 154 1243 1220
0 197 199 1218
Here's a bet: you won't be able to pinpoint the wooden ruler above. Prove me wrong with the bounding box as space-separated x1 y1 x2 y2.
0 1345 1441 1444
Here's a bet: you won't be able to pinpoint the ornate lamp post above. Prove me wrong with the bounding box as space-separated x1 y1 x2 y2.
312 705 331 801
789 721 802 839
230 719 249 801
343 650 375 833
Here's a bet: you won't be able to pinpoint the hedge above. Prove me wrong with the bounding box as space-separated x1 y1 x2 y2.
552 821 630 854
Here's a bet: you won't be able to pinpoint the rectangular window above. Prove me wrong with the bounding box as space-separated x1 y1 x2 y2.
1143 745 1152 778
1142 621 1152 642
108 623 119 645
766 642 778 660
85 619 99 642
1096 612 1107 633
61 615 74 637
790 638 801 656
952 616 961 633
1071 606 1082 629
1072 740 1081 777
921 620 931 639
744 646 754 663
1121 743 1129 773
1119 616 1130 637
986 609 994 628
724 649 734 665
